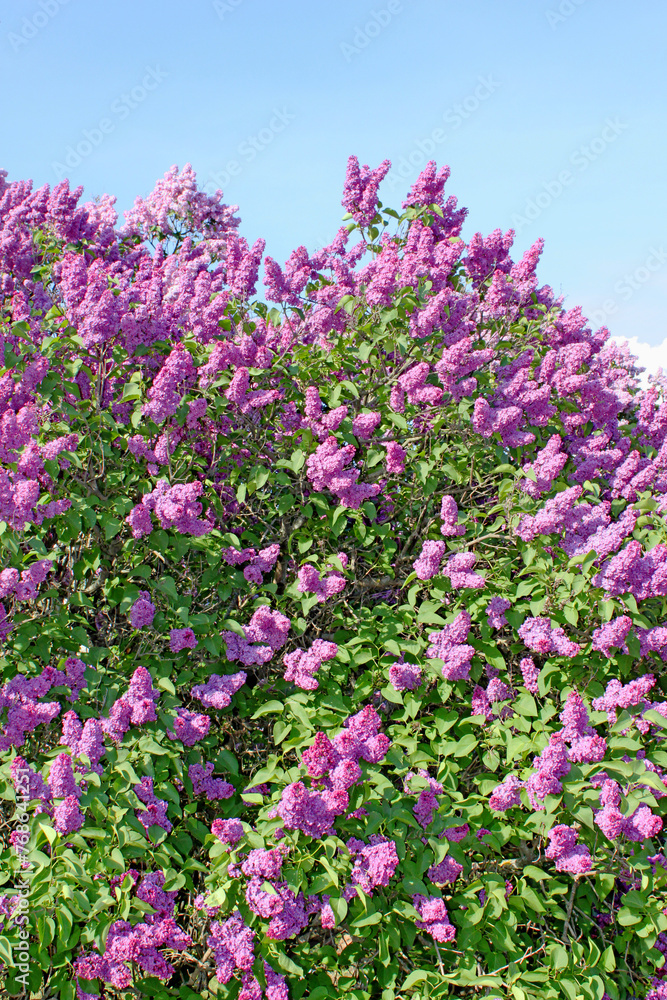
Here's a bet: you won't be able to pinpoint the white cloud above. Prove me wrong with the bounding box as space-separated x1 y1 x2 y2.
609 335 667 386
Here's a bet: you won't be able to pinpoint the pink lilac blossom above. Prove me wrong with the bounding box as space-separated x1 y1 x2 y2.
413 894 457 942
211 818 244 845
427 856 463 885
352 410 381 439
297 564 346 603
413 770 443 829
283 639 338 690
591 674 656 723
520 434 567 497
524 734 571 810
169 627 198 652
348 838 399 895
306 435 380 510
518 617 581 658
520 657 540 695
53 795 85 835
426 611 474 681
486 596 511 628
342 155 391 228
126 478 214 539
413 539 446 580
442 824 469 842
133 777 172 838
48 753 80 798
545 825 592 874
276 781 339 839
222 606 290 666
130 591 155 629
388 656 422 692
166 708 210 746
191 671 246 709
384 440 406 474
442 551 485 589
189 763 234 800
489 775 524 812
515 486 583 542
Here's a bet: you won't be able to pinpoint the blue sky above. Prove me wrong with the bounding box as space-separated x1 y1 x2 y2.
1 0 666 374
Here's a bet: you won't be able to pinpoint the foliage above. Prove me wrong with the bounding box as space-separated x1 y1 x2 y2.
0 158 665 1000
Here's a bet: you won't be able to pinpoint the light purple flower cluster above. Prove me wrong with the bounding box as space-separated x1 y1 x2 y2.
297 563 346 603
76 871 192 992
594 779 663 843
442 551 485 589
486 596 511 629
189 762 234 799
558 690 607 763
413 894 457 942
211 818 244 845
411 770 444 829
413 539 447 580
520 656 540 694
518 617 581 658
384 440 406 474
352 410 381 440
545 824 592 874
0 558 53 602
427 855 463 885
166 707 210 746
591 673 656 725
439 495 465 537
593 540 667 601
130 591 155 629
515 486 583 542
306 435 380 510
169 627 197 652
102 667 161 741
347 836 399 896
126 478 214 539
427 611 475 681
520 434 567 497
283 639 338 691
133 776 172 838
591 615 633 657
221 543 280 585
222 606 290 666
191 670 247 709
388 655 422 692
279 707 390 838
342 155 391 228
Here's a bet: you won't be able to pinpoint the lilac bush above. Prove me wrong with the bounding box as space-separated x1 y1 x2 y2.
0 158 665 1000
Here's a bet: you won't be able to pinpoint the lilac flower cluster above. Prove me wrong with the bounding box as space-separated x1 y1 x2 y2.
283 639 338 690
427 611 475 681
388 655 422 692
221 543 280 585
306 435 380 509
75 871 192 993
221 606 290 666
297 560 347 603
277 707 390 838
126 478 214 539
